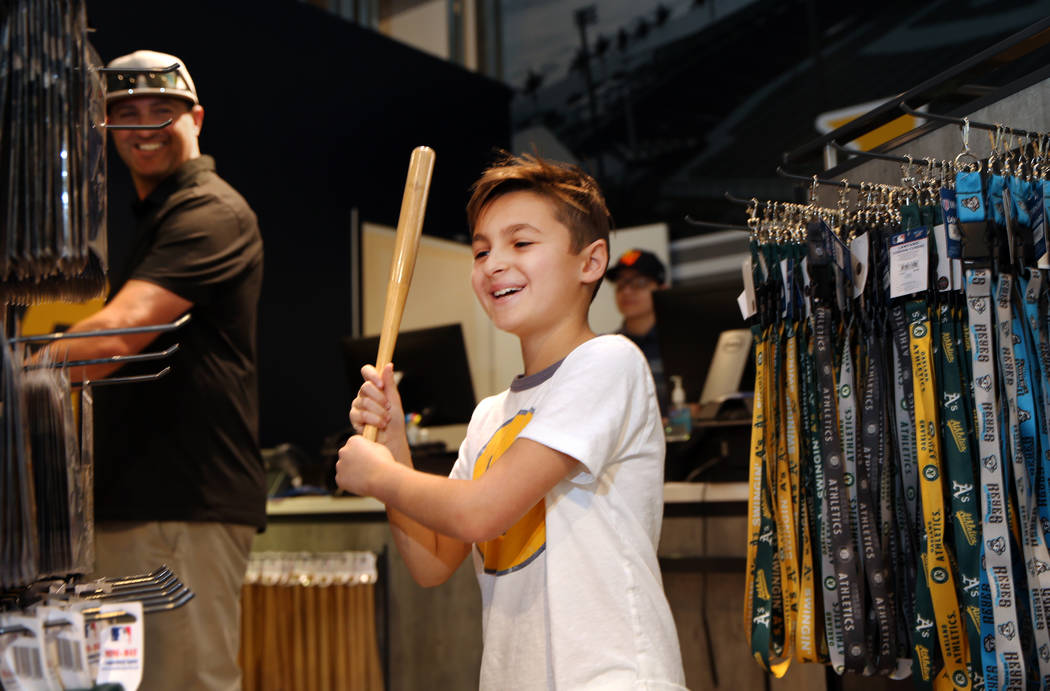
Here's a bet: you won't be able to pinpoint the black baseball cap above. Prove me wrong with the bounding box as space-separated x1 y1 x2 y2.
605 248 666 284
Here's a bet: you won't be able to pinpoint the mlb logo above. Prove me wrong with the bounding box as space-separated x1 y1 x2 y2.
110 625 132 643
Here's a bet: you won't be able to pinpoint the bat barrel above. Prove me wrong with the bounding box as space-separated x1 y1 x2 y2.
363 146 435 442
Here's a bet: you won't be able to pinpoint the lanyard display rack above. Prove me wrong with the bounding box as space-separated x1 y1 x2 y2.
0 5 193 690
720 78 1050 689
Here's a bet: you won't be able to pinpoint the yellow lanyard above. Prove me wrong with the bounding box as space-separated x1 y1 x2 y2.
745 325 791 677
908 301 971 689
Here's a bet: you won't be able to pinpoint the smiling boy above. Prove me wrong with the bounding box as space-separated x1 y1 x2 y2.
338 154 685 689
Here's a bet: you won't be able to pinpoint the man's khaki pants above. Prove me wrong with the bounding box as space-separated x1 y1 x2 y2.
93 521 256 691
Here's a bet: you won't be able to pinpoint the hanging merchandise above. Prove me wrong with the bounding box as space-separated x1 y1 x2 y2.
0 566 195 691
23 358 80 581
0 330 36 591
734 118 1050 689
0 0 107 305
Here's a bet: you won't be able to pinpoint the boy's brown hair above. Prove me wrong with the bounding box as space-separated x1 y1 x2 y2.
466 152 612 254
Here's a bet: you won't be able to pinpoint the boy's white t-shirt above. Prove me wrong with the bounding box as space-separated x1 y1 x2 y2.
450 335 687 690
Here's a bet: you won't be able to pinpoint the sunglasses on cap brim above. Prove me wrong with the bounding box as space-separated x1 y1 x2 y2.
102 69 192 99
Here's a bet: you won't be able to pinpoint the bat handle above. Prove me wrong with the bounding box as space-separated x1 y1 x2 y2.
360 146 435 442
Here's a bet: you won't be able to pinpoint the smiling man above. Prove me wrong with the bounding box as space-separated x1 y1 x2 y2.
54 50 265 691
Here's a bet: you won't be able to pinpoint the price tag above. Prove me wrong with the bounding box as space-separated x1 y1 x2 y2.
0 613 59 691
95 601 144 691
38 605 91 690
888 227 929 298
850 233 869 298
932 224 952 292
740 257 757 320
939 188 961 258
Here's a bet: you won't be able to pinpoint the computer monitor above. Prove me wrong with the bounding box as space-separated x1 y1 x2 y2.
652 284 754 408
341 323 477 427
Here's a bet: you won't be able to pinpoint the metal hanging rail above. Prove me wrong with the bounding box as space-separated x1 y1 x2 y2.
13 313 190 344
781 15 1050 166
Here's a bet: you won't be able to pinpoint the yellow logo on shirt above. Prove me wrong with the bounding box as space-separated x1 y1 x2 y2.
473 410 546 575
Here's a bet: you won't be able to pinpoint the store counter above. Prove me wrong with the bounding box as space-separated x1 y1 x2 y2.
256 483 751 689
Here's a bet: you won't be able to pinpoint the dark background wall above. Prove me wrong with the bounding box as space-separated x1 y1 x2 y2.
86 0 511 457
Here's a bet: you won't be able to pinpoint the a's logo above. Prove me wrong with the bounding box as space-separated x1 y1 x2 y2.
756 570 770 601
473 410 545 575
923 465 939 481
912 323 928 339
824 576 836 591
956 511 978 547
952 670 969 688
916 615 934 634
930 567 949 584
839 384 851 398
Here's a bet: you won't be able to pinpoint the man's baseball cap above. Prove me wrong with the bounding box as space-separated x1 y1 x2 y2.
605 248 667 284
104 50 198 106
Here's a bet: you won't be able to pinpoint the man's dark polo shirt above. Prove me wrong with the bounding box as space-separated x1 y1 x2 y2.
94 155 266 529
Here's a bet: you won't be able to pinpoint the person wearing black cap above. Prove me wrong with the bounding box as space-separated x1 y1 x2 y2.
47 50 264 691
606 248 670 415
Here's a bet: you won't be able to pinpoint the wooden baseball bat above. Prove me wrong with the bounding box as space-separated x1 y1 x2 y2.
362 146 435 441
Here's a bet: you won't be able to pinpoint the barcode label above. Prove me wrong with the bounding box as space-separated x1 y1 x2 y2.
888 228 929 298
13 644 43 679
57 637 84 671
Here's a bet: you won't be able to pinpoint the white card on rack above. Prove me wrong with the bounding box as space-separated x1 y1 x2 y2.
888 228 929 298
95 601 144 691
0 613 60 691
850 233 869 298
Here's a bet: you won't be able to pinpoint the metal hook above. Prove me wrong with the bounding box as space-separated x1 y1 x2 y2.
103 118 174 131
